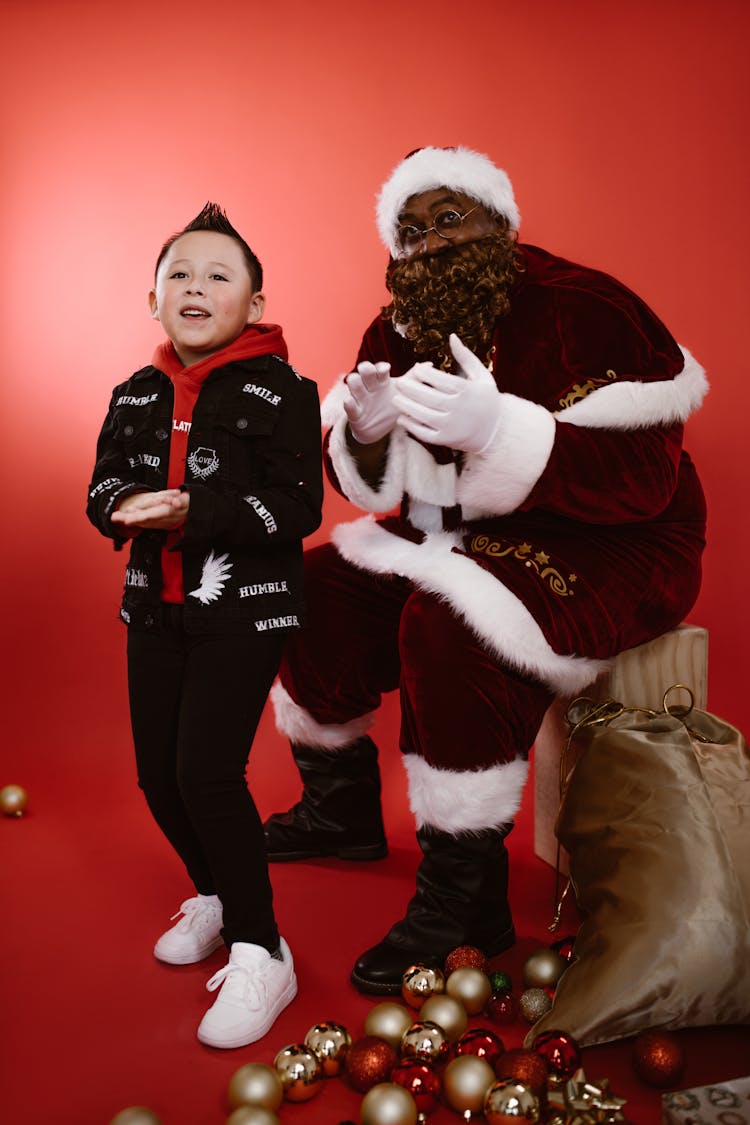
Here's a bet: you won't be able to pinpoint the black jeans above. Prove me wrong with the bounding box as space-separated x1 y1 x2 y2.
127 606 286 951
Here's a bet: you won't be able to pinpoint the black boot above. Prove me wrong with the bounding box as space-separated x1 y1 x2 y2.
350 824 515 994
263 738 388 862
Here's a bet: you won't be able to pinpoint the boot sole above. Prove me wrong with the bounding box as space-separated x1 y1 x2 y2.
267 842 388 863
349 968 403 995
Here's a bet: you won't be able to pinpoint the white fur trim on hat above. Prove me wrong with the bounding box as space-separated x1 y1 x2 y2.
376 146 520 258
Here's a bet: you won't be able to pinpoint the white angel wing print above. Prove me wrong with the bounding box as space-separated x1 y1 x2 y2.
188 550 233 605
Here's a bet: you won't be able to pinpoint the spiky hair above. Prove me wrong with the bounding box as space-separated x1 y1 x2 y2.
155 202 263 290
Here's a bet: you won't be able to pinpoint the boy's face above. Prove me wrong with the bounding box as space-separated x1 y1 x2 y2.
149 230 265 366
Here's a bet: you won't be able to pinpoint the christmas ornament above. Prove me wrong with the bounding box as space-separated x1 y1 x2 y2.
444 945 488 974
550 935 577 964
108 1110 162 1125
455 1028 505 1067
547 1068 628 1123
391 1060 441 1116
346 1036 398 1092
366 1002 415 1049
402 964 445 1008
442 1055 496 1119
304 1021 352 1076
487 990 519 1025
446 968 492 1015
273 1043 322 1102
522 950 567 990
494 1049 548 1099
483 1079 540 1124
631 1030 685 1089
226 1109 280 1125
361 1082 419 1125
0 784 28 817
519 988 552 1024
420 994 468 1041
531 1030 581 1086
489 971 513 994
227 1062 284 1110
400 1021 452 1066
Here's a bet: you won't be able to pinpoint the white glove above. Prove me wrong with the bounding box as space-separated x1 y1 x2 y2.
392 334 502 454
343 361 398 444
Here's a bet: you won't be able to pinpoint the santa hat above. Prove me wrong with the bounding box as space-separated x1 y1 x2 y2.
376 145 520 258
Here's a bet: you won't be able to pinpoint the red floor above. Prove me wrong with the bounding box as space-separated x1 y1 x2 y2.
3 698 748 1125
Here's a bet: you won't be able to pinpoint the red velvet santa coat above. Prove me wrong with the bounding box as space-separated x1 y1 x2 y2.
321 244 707 697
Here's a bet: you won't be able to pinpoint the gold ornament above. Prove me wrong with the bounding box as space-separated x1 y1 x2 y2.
273 1043 322 1102
304 1021 352 1076
0 784 28 817
227 1062 283 1110
547 1068 628 1124
365 1002 415 1048
361 1081 419 1125
419 993 468 1041
443 1055 496 1118
401 964 445 1008
445 967 493 1015
484 1079 541 1124
400 1020 451 1065
522 949 567 990
109 1110 162 1125
519 988 553 1024
226 1108 280 1125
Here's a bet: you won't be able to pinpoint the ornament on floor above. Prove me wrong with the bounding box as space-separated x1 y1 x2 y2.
522 949 567 990
108 1109 162 1125
442 1055 496 1120
0 784 28 817
455 1027 505 1067
547 1068 628 1123
366 1001 415 1048
419 994 468 1041
304 1021 352 1076
445 967 492 1015
391 1059 442 1117
494 1048 548 1099
444 945 488 974
484 1079 540 1125
402 964 446 1008
400 1021 452 1066
488 970 513 994
549 935 577 964
530 1030 581 1086
519 988 553 1024
273 1043 322 1102
227 1062 283 1111
360 1081 419 1125
631 1030 685 1089
346 1035 398 1092
486 989 519 1025
226 1108 280 1125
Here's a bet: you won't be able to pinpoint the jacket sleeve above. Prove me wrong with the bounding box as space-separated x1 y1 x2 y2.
180 375 323 550
86 388 155 547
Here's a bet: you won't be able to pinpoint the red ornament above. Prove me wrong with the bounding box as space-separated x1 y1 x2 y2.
391 1059 441 1115
531 1029 581 1083
455 1028 505 1067
345 1035 397 1092
486 990 519 1025
632 1030 686 1089
444 945 488 974
550 935 577 964
494 1047 548 1098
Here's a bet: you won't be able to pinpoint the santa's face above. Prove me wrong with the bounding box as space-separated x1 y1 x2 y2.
395 188 499 259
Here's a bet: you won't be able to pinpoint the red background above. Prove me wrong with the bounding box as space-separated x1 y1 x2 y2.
2 2 748 1123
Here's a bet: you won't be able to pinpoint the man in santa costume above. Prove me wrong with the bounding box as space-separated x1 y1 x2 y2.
265 145 708 994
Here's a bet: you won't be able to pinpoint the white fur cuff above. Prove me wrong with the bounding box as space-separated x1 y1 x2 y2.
403 753 529 832
270 681 377 749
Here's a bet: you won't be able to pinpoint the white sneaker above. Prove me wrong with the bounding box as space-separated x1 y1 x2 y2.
153 895 224 965
197 937 297 1049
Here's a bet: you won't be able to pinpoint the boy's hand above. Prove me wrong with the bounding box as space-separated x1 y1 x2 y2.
111 489 189 530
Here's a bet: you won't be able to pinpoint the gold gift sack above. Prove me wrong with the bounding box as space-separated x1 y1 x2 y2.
526 691 750 1048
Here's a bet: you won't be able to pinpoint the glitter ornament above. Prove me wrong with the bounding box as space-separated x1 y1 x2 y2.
549 935 577 964
455 1028 505 1067
0 784 28 817
109 1111 162 1125
346 1036 398 1092
446 968 492 1016
227 1062 283 1110
531 1029 581 1086
632 1030 686 1089
522 950 567 990
304 1021 352 1076
226 1109 280 1125
444 945 488 974
273 1044 322 1102
494 1048 548 1099
361 1082 418 1125
519 988 553 1024
443 1055 496 1119
391 1059 442 1116
484 1079 541 1125
366 1002 415 1049
400 1021 452 1066
488 971 513 994
402 964 446 1009
487 990 519 1025
420 994 468 1042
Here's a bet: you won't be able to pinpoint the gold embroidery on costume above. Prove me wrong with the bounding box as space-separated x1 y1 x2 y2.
470 535 577 598
557 368 617 410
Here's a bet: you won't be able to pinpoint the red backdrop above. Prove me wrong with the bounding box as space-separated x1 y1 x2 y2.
2 0 748 804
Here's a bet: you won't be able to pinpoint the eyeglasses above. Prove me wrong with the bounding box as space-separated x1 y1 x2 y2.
395 205 480 254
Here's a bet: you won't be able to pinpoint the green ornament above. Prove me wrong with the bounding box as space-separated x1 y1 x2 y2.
489 971 513 993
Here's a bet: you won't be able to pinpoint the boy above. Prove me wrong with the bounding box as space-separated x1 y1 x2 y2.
87 203 323 1047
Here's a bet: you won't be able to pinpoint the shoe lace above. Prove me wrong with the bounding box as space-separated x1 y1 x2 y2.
205 961 268 1011
171 898 215 934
